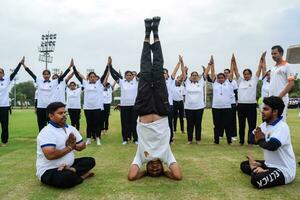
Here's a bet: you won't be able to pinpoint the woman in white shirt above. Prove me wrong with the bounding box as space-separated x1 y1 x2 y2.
23 59 72 131
184 66 205 145
0 57 23 146
66 81 82 130
73 59 109 146
172 76 185 134
204 56 233 144
110 60 139 145
232 53 263 145
102 81 116 133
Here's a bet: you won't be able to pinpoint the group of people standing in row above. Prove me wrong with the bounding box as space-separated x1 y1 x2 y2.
0 44 296 148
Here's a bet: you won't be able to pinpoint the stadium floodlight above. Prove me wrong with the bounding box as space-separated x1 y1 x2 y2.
38 31 57 70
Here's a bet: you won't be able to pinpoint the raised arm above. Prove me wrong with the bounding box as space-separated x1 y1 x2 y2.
260 51 267 78
10 56 24 81
102 65 110 86
170 55 181 79
65 71 74 84
58 59 73 83
112 80 117 90
22 58 37 81
255 51 265 78
73 65 85 84
179 55 186 81
210 56 216 81
232 54 240 80
228 56 235 81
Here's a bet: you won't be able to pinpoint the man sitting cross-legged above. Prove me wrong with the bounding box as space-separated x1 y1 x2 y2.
240 96 296 189
127 16 182 181
36 102 96 188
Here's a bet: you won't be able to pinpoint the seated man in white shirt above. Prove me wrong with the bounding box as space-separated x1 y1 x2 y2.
127 16 182 181
36 102 95 188
240 96 296 189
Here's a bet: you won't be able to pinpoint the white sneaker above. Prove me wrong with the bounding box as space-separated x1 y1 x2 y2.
219 136 223 139
232 137 237 141
86 138 92 145
96 137 101 146
134 141 138 145
122 141 128 145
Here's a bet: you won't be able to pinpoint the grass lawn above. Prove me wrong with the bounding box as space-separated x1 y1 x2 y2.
0 108 299 200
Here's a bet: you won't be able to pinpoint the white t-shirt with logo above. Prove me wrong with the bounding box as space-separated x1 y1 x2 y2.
269 63 295 101
172 85 184 101
36 123 83 180
66 87 81 109
237 76 259 104
82 79 104 110
132 117 176 168
119 79 138 106
212 80 233 109
184 78 205 110
259 119 296 184
36 78 59 108
51 81 67 104
103 86 113 104
0 77 11 107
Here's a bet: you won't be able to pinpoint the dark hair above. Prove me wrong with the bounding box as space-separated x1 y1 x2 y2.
263 96 285 117
132 71 137 74
224 68 230 73
88 71 97 77
125 71 132 76
217 73 226 78
271 45 284 55
243 69 252 75
191 71 199 76
163 68 169 74
69 81 76 86
146 159 163 177
46 102 66 116
42 69 51 75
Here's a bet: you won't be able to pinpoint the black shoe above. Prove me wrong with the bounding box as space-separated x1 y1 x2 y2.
152 16 161 33
144 18 153 35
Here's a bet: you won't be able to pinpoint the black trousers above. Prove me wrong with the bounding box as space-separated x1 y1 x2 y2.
168 105 174 143
173 100 184 132
68 109 81 130
41 157 95 188
134 41 170 116
36 108 47 131
185 109 204 142
103 104 111 130
84 109 103 139
120 106 138 142
212 108 232 144
237 103 257 144
240 160 285 189
0 107 9 144
229 104 237 137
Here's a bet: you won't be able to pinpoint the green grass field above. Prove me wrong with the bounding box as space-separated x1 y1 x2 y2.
0 109 299 200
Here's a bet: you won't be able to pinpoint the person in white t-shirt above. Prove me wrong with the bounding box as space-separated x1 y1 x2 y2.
184 65 205 144
269 45 296 121
66 81 82 130
36 102 95 188
204 56 233 144
0 57 23 146
102 81 116 134
163 55 185 144
240 96 296 189
50 71 74 104
128 17 182 181
232 53 263 145
172 76 185 134
73 59 110 146
110 62 139 145
23 59 73 131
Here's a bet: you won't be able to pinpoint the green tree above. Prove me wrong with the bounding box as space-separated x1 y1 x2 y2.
10 81 35 107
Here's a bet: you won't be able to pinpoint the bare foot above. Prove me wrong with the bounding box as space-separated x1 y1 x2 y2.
81 171 95 180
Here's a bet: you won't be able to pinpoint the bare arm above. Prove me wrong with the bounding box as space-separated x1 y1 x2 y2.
42 146 73 160
128 164 147 181
112 80 117 90
210 56 216 81
279 80 295 98
178 55 186 81
203 64 211 80
232 54 240 80
164 163 182 180
171 55 181 79
74 141 86 151
65 72 74 84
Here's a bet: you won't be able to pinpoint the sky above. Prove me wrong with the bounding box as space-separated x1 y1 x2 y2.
0 0 300 83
